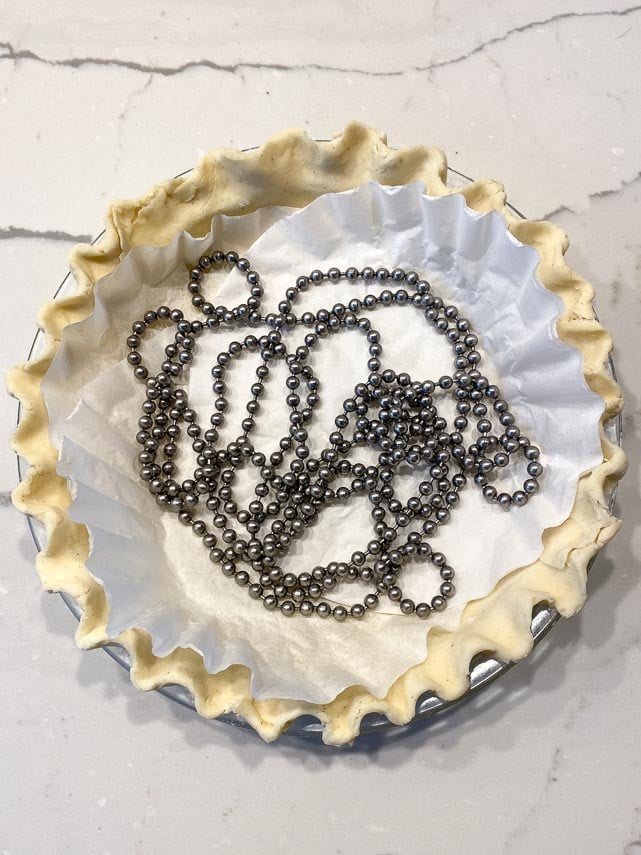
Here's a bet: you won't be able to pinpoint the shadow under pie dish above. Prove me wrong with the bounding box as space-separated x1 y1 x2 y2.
8 123 626 745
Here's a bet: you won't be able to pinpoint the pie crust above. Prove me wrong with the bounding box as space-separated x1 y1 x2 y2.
8 122 626 745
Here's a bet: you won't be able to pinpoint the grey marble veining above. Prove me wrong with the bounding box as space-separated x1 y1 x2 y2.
1 3 640 233
0 226 92 242
1 2 640 853
1 6 639 76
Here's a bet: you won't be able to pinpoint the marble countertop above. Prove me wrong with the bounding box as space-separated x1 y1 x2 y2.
1 2 639 853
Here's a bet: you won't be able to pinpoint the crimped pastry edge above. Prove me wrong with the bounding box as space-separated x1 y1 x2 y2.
8 121 626 745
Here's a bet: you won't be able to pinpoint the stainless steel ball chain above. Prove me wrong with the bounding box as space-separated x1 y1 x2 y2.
127 250 543 622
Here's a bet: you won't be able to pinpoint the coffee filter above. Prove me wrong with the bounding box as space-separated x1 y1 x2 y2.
42 182 603 703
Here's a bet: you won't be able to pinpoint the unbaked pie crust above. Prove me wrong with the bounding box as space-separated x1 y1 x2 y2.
8 122 626 744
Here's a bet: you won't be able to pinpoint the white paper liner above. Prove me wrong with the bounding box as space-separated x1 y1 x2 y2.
42 182 604 703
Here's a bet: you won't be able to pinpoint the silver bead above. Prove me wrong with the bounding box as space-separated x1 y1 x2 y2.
316 602 331 619
440 565 455 581
280 600 296 617
440 581 456 598
332 605 348 622
416 602 431 619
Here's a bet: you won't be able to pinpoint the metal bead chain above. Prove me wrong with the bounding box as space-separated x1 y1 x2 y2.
127 252 543 622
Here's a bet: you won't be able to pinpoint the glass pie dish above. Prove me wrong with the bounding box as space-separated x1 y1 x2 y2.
11 125 625 743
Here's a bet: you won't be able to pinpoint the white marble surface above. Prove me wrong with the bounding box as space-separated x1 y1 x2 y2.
1 2 639 853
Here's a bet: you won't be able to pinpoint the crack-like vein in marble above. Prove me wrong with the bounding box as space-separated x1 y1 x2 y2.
616 23 634 37
0 5 640 78
0 491 12 508
112 73 154 186
541 170 641 220
0 226 92 242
